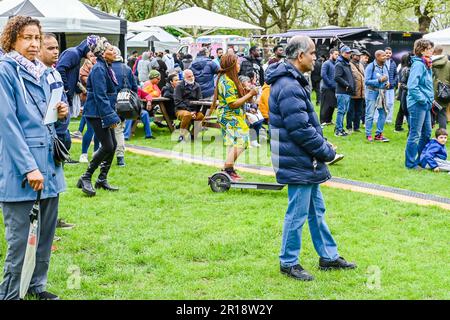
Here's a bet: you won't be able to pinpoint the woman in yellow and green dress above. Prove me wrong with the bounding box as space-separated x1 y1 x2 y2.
211 53 258 181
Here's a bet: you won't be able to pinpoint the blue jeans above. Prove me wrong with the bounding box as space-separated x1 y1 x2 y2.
280 184 339 267
124 110 153 139
365 99 387 137
81 120 100 154
335 94 351 132
78 116 86 133
405 103 432 168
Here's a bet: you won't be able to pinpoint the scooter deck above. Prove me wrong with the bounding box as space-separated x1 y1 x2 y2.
230 181 285 190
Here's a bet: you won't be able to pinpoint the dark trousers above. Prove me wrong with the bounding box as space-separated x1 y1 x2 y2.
347 98 363 130
0 197 59 300
312 80 321 105
85 118 117 180
320 88 337 124
431 102 448 129
395 89 410 130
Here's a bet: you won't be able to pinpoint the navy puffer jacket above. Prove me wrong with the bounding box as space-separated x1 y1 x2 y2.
266 62 336 185
56 40 89 104
190 55 219 98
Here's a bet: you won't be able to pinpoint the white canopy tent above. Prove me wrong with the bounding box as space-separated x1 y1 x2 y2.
0 0 125 34
424 28 450 54
135 6 263 38
126 27 179 53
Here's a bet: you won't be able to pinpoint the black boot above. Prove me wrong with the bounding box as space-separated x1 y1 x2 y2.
77 171 96 197
95 162 119 192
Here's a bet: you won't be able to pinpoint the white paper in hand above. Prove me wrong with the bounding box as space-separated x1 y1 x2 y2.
44 87 64 125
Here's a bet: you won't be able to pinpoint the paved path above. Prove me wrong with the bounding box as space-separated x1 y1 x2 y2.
124 143 450 211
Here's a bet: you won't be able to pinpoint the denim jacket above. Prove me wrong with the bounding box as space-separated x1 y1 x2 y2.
364 61 389 101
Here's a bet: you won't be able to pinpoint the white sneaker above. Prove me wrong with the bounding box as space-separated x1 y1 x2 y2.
251 141 260 148
79 153 89 163
326 154 345 165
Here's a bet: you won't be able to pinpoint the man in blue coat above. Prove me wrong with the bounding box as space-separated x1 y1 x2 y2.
320 48 339 125
384 47 398 123
267 35 356 281
190 48 219 99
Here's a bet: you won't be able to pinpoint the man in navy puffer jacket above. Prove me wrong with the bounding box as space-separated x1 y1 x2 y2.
267 35 356 281
190 48 219 99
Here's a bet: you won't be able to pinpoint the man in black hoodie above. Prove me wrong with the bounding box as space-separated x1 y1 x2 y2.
334 46 355 137
239 46 264 86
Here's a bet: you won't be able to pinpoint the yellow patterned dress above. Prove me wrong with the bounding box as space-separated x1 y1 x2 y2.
217 75 250 149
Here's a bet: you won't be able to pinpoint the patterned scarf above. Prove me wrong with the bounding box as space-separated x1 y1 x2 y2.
422 56 432 69
7 51 47 81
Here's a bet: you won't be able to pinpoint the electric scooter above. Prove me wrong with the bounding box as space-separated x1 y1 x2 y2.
208 172 285 193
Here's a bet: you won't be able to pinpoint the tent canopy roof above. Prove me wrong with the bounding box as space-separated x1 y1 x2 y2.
424 28 450 45
135 6 263 32
128 28 179 43
0 0 125 34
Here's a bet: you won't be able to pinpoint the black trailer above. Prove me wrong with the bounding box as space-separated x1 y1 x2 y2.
255 27 423 64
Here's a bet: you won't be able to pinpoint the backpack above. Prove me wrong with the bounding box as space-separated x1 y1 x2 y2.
116 64 141 120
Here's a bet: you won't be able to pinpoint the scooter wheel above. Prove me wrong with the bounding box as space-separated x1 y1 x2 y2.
209 173 231 193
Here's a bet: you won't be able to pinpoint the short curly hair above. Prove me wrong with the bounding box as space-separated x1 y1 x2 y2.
413 39 434 57
1 16 42 53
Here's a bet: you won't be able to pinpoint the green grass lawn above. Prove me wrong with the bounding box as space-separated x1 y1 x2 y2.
70 96 450 199
1 144 448 299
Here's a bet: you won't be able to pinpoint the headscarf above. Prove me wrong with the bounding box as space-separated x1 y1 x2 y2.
149 69 161 80
87 35 110 57
86 35 118 85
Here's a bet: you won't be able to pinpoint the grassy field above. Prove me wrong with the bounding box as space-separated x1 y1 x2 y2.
0 144 448 300
70 97 450 199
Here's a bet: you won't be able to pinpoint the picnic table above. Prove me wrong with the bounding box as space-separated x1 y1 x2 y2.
139 98 221 133
141 97 174 132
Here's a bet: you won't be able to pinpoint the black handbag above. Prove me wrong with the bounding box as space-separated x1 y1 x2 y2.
437 81 450 103
26 86 71 166
115 64 141 119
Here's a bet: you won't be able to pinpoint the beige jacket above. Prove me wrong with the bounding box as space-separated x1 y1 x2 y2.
350 61 365 99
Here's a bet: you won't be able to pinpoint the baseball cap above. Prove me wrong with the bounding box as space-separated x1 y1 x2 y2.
340 46 352 54
351 49 362 56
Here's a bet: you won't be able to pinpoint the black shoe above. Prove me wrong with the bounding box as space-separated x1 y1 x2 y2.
280 264 314 281
29 291 60 300
117 156 125 167
66 159 79 164
334 130 348 137
319 257 357 270
394 128 405 132
145 136 156 139
77 176 96 197
56 219 75 229
95 180 119 192
154 121 167 128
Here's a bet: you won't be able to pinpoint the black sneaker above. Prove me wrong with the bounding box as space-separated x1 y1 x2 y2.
29 291 60 300
56 219 75 230
394 128 405 133
334 130 348 137
319 257 357 271
145 136 156 139
65 158 79 164
280 264 314 281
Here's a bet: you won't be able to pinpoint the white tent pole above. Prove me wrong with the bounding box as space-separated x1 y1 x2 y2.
198 27 219 37
171 26 193 38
